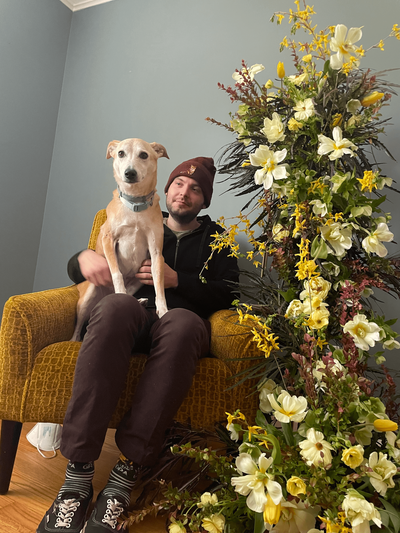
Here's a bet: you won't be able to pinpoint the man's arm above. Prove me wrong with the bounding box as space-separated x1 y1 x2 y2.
67 250 112 286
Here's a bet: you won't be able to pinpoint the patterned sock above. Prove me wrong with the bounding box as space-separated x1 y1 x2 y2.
58 461 95 499
102 455 141 507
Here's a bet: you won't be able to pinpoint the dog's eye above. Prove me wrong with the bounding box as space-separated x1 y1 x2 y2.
118 151 125 158
139 152 148 160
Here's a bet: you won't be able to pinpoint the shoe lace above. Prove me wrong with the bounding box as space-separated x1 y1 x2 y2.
55 498 81 528
102 498 124 529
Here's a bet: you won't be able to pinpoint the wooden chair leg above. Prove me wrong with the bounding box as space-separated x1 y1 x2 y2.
0 420 22 494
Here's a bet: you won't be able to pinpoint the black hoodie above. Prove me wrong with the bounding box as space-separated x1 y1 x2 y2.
67 214 239 319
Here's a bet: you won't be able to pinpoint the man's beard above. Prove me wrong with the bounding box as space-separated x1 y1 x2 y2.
166 199 200 225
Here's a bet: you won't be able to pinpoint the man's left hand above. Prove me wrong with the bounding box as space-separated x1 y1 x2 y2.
135 259 178 289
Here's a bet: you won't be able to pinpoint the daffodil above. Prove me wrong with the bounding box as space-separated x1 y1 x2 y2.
366 452 397 495
232 63 265 83
320 221 352 258
264 500 321 533
293 98 315 120
231 453 283 512
343 314 381 351
329 24 363 70
267 390 308 423
250 145 288 190
342 445 364 469
202 514 225 533
263 493 281 526
318 126 357 161
299 428 334 467
261 112 286 144
342 491 381 533
362 222 394 257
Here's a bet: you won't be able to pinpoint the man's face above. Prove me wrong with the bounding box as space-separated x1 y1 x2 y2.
166 175 206 224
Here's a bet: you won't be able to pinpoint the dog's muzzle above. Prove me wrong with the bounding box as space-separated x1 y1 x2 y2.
124 167 138 183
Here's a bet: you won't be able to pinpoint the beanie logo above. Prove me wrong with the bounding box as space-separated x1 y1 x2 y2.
188 165 197 176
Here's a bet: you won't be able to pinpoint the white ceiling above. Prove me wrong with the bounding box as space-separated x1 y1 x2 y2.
60 0 113 12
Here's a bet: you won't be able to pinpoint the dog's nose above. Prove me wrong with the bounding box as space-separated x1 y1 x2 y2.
124 168 138 182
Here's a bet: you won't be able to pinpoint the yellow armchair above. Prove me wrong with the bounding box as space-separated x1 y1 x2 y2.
0 210 261 494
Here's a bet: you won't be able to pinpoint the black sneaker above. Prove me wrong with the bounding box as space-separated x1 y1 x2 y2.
81 491 127 532
36 487 93 533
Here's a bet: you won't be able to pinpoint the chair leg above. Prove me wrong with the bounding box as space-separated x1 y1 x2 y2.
0 420 22 494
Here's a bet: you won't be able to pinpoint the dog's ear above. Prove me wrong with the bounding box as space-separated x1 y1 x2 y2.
150 143 169 160
106 140 120 159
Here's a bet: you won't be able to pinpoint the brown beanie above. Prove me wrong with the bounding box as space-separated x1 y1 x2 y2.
164 157 216 208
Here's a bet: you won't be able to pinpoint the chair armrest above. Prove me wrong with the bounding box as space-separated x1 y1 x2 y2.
0 285 79 372
209 309 262 373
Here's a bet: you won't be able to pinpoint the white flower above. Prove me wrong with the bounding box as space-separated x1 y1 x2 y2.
287 72 309 86
329 24 363 70
272 223 290 242
231 118 251 147
362 222 394 257
309 199 327 217
285 299 304 319
293 98 315 120
313 358 344 383
347 98 362 114
342 491 381 533
366 452 397 496
232 63 265 83
383 338 400 350
299 428 334 467
197 492 218 508
264 500 320 533
343 314 381 351
262 112 286 144
320 221 352 258
267 390 308 424
259 379 281 413
231 453 282 512
318 126 357 161
386 431 400 462
300 276 331 301
250 145 288 190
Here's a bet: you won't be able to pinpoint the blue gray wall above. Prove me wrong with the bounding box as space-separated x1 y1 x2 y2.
2 0 400 374
0 0 71 308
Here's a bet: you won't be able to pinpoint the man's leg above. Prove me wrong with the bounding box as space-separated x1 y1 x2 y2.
114 307 211 464
37 294 151 533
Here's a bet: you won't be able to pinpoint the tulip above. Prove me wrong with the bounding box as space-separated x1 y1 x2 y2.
361 91 384 107
374 419 399 432
277 61 285 78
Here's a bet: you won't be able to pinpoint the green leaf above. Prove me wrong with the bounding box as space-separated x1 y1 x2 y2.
311 235 328 259
277 288 297 303
254 512 266 533
379 498 400 533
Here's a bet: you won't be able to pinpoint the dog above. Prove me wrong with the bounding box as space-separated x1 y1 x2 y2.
71 138 169 341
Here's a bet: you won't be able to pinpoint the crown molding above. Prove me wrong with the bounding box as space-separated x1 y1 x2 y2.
60 0 113 12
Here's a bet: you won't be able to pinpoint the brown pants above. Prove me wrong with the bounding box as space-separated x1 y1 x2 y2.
61 294 211 466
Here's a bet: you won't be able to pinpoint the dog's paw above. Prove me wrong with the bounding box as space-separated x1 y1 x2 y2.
138 298 148 306
156 306 168 318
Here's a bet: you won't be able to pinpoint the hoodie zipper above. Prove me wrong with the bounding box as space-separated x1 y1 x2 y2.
172 224 211 270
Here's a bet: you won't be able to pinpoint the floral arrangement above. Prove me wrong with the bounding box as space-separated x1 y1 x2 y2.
161 3 400 533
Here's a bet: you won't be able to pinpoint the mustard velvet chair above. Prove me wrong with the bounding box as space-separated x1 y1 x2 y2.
0 209 261 494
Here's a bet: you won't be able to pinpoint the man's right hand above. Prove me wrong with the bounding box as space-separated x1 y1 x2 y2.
78 249 112 287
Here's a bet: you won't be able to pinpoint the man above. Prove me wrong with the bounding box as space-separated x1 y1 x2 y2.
37 156 239 533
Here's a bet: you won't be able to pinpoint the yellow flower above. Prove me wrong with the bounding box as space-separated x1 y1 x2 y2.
307 308 330 330
374 419 399 432
331 113 343 128
287 476 306 496
342 445 364 469
202 514 225 533
288 118 303 131
360 91 384 107
263 493 282 526
277 61 285 78
357 170 377 192
265 79 274 89
302 53 312 63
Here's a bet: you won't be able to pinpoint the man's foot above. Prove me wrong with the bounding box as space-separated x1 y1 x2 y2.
36 486 93 532
81 491 127 532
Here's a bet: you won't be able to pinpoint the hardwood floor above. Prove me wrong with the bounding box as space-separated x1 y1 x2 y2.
0 423 166 533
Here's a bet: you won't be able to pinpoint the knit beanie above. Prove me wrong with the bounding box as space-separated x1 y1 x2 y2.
164 157 216 208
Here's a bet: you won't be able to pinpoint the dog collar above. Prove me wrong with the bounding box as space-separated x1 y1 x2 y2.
118 186 156 212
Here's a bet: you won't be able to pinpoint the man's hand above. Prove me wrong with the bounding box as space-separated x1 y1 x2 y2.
135 259 178 289
78 249 112 287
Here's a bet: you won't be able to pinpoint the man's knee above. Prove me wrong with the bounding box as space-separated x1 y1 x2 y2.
90 294 146 330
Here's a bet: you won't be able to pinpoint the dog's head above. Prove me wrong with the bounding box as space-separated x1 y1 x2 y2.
106 138 169 190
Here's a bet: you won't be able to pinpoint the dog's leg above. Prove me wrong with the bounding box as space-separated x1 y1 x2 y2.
102 231 126 294
71 282 98 341
148 237 168 318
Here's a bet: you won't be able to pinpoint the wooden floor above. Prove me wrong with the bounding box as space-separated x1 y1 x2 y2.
0 423 166 533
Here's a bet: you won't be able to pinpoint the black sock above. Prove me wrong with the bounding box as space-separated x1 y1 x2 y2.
102 455 141 507
58 461 94 500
